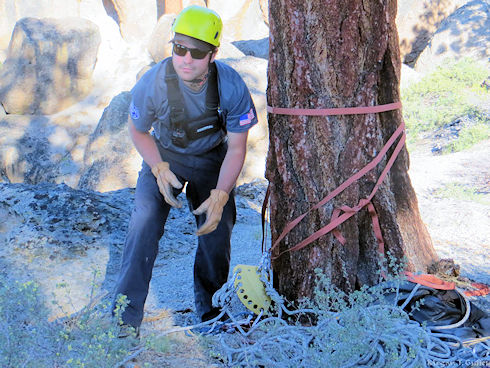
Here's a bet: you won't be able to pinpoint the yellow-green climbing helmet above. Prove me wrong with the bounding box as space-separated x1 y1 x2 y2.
172 5 223 47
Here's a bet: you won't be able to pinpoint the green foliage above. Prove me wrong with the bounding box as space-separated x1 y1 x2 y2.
401 58 489 146
145 333 174 354
434 182 490 205
443 121 490 153
0 274 136 368
0 279 52 367
302 270 425 368
53 294 135 368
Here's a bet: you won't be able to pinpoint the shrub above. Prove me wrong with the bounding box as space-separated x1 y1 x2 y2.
0 279 53 367
0 274 136 368
401 58 489 146
443 121 490 153
434 182 490 205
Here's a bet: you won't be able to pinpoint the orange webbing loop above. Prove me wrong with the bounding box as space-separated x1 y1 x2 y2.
464 283 490 297
267 102 402 116
404 272 456 290
262 101 488 293
267 108 405 259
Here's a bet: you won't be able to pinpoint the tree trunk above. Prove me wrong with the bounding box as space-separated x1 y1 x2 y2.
266 0 438 302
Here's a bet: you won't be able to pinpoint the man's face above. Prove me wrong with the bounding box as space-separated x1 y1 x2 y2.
171 36 216 84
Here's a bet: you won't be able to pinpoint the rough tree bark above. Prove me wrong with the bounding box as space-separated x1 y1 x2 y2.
266 0 438 302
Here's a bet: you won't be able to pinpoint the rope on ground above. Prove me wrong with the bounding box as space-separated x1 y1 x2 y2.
208 252 490 367
118 251 489 367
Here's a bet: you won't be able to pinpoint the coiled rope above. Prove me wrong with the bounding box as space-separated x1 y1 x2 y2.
115 251 489 368
208 253 490 367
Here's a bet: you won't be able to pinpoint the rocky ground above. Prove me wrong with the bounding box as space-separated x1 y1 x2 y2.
409 139 490 311
1 139 488 367
1 1 488 366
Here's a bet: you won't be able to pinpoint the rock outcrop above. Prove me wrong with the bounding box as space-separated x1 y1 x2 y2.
396 0 467 65
78 91 140 192
0 182 131 257
0 0 81 51
0 180 267 316
415 0 489 73
0 17 101 115
148 14 176 63
111 0 157 42
0 113 92 186
0 181 133 313
208 0 269 42
232 37 269 59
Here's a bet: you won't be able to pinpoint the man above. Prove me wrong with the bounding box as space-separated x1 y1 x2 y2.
113 5 258 333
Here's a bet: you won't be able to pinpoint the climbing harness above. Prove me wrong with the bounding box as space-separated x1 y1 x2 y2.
165 59 225 148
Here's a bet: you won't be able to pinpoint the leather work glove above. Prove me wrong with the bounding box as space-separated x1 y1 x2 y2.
151 161 183 208
193 189 229 236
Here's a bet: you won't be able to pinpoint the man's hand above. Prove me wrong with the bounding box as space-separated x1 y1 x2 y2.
151 161 183 208
193 189 229 236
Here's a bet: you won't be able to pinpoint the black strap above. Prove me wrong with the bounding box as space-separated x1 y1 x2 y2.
165 59 220 127
206 62 219 111
164 59 224 147
165 59 187 130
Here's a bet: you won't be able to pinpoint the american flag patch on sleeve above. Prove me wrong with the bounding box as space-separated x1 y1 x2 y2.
239 108 255 126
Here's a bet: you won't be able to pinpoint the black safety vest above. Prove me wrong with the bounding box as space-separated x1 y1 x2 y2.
164 59 224 148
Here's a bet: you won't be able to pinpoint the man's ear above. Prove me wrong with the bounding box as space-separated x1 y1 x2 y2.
210 48 218 63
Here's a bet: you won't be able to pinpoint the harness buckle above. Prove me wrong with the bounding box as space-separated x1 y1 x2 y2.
169 107 186 126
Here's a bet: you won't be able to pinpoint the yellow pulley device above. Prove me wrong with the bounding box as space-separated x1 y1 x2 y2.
233 264 272 315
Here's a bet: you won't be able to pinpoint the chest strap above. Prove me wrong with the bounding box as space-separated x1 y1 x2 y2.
164 59 224 148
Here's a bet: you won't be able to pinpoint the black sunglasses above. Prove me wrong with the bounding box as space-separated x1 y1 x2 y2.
172 42 211 60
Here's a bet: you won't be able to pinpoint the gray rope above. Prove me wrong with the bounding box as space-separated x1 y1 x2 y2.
208 252 490 367
124 251 488 367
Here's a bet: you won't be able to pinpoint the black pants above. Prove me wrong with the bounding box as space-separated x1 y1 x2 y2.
113 143 235 327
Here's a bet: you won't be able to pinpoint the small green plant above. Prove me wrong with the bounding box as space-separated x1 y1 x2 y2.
434 182 490 205
0 273 136 368
443 121 490 153
302 269 425 368
53 293 135 368
145 333 174 354
0 279 53 367
401 58 489 147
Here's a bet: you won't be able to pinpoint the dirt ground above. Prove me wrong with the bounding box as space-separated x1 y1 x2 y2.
409 140 489 290
408 140 490 327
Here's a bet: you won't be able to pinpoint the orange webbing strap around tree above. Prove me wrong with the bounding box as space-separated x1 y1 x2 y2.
265 102 403 258
271 123 405 259
263 100 462 292
267 102 403 116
